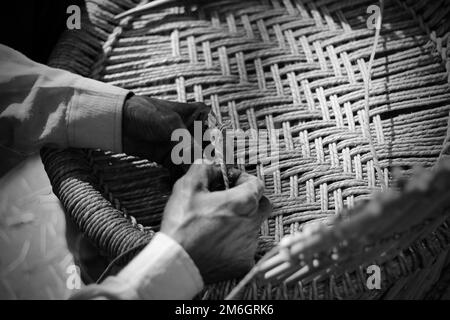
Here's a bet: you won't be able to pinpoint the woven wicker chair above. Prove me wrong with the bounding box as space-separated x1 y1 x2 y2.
42 0 450 299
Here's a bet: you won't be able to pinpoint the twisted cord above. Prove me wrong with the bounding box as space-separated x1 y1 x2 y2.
363 0 387 190
96 241 149 283
207 111 232 189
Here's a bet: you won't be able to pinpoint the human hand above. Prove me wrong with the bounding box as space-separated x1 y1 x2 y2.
122 95 209 174
161 160 272 284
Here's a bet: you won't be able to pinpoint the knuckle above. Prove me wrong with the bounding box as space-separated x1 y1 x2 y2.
255 178 265 193
174 173 195 190
190 162 209 178
167 113 184 128
233 192 259 211
248 194 260 209
245 178 264 199
185 165 209 189
173 177 186 191
184 175 198 189
243 174 264 193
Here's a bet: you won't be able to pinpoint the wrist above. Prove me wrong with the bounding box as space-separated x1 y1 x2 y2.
68 78 129 153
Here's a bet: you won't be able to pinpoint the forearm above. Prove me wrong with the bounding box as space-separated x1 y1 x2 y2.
0 44 129 156
70 232 204 300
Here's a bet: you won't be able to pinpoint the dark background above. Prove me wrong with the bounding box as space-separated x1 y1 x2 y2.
0 0 84 64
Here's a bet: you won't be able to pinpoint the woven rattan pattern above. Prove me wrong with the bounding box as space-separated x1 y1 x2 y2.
43 0 450 299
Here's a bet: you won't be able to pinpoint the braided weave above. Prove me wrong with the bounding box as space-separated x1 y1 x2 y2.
42 0 450 299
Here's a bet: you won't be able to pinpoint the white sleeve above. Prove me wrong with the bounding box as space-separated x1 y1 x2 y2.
71 232 204 300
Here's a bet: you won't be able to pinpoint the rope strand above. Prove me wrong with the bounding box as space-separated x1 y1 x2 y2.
207 111 232 189
363 0 387 190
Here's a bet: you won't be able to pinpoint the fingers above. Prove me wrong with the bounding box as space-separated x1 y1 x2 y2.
209 172 265 215
207 167 241 191
183 102 211 128
175 160 224 192
232 172 265 201
150 97 210 127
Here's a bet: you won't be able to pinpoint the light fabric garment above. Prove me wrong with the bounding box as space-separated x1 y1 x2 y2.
0 44 126 154
0 44 203 299
71 233 204 300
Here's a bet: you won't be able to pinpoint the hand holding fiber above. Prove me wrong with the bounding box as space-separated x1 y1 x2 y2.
161 161 271 284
